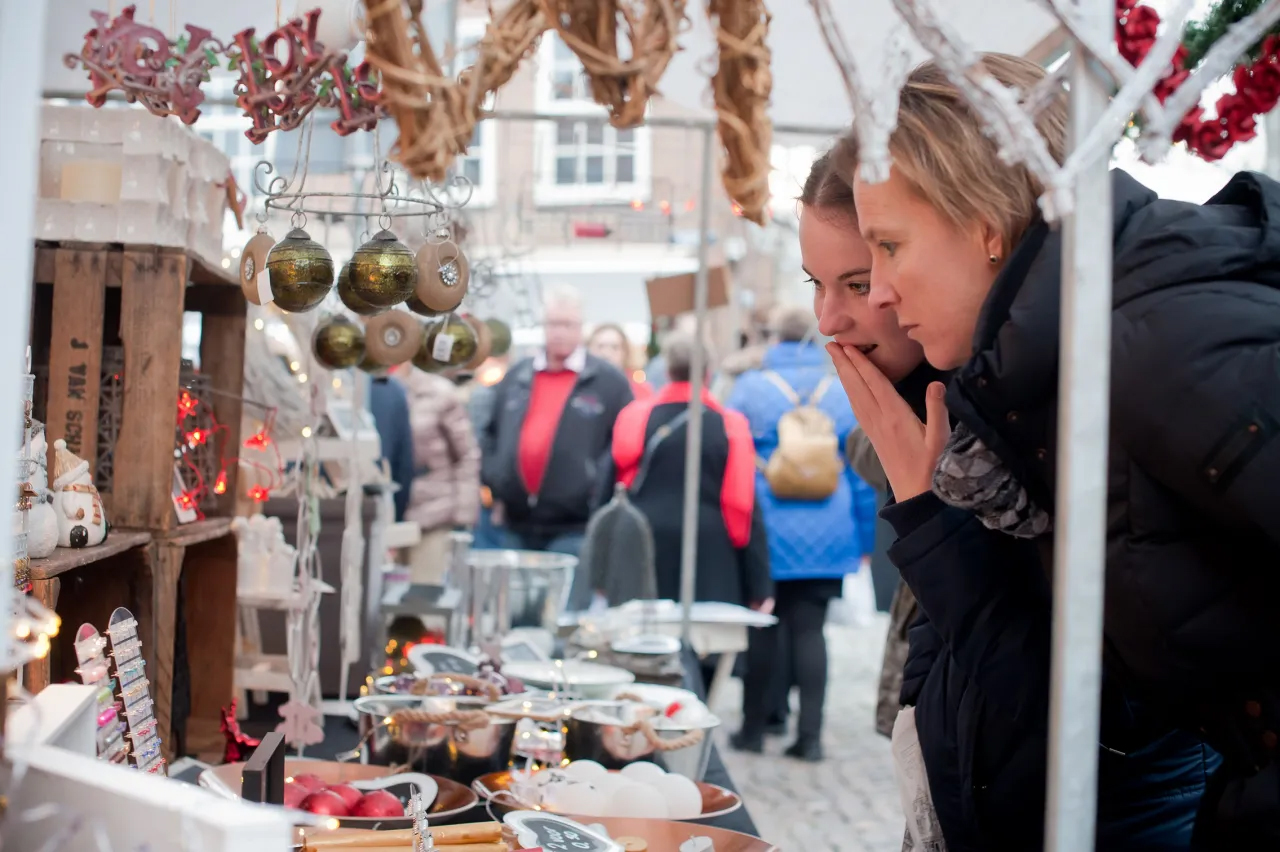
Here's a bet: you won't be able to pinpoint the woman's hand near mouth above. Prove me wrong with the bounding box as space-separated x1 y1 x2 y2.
826 342 950 501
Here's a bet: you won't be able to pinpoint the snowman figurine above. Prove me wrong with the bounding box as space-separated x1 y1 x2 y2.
23 425 58 558
51 438 109 549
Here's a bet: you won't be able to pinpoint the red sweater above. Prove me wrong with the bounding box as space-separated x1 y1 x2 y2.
518 370 578 496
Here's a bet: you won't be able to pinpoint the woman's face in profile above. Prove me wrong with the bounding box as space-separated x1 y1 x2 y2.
588 327 628 372
854 168 1000 371
802 204 923 383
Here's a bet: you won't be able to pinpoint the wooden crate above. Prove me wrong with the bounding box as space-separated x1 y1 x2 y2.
27 240 248 761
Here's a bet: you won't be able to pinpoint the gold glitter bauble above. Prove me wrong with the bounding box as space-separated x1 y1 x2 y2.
265 227 334 313
311 314 367 370
337 263 387 316
348 229 417 309
415 317 478 371
485 319 513 357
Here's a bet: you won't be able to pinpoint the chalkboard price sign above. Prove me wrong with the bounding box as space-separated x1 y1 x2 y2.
504 812 622 852
408 645 480 677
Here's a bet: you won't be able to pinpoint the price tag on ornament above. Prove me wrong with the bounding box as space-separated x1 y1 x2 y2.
256 268 274 307
432 332 456 362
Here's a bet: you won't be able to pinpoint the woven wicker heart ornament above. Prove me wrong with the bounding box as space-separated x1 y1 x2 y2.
539 0 689 129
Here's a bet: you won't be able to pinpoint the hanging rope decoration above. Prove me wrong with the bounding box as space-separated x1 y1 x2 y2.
706 0 773 225
362 0 547 182
537 0 688 129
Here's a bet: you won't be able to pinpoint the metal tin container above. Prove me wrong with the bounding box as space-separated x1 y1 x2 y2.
460 550 576 648
353 694 517 786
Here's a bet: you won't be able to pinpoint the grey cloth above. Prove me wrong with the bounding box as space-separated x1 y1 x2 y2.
581 483 658 607
931 423 1051 539
877 580 918 738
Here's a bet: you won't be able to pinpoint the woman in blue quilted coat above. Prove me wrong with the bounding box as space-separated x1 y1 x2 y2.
725 305 879 761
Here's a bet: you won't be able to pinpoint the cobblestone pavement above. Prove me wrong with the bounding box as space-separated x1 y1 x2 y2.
710 612 905 852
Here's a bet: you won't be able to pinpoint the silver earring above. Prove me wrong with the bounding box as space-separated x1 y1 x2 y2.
989 254 999 264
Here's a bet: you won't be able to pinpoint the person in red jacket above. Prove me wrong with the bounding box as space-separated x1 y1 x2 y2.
595 331 773 611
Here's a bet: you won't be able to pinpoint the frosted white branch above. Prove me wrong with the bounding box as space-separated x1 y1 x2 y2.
892 0 1070 217
807 0 912 184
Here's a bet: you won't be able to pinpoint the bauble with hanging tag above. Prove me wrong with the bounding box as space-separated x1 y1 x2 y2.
418 316 478 371
485 319 513 357
239 229 276 306
337 262 386 316
348 229 418 309
364 310 424 366
413 239 469 313
265 227 334 312
311 314 367 370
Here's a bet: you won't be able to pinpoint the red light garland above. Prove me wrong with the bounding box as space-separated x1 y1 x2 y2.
174 386 286 517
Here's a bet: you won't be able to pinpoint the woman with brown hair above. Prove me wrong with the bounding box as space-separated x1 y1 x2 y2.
836 53 1277 846
587 322 652 399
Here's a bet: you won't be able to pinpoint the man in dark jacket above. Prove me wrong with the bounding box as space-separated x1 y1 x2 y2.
480 285 633 609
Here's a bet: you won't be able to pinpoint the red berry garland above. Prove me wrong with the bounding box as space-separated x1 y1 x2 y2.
1116 0 1280 161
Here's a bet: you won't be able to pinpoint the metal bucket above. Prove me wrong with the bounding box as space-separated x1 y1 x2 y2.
352 694 518 786
562 701 720 781
460 550 576 648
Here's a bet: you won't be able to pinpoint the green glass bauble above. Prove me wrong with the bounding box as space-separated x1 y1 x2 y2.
311 314 367 370
347 229 417 309
485 319 513 357
337 262 387 316
265 227 334 313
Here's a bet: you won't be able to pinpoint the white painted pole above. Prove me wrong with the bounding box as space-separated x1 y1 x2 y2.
1044 6 1113 852
678 126 716 644
0 0 50 670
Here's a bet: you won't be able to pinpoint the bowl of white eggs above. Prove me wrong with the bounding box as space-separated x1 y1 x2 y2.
473 759 742 822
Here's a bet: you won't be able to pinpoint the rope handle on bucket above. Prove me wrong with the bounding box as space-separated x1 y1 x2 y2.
390 707 492 740
408 672 502 702
618 716 705 752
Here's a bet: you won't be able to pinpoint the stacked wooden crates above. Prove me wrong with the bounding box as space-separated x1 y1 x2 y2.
27 105 247 760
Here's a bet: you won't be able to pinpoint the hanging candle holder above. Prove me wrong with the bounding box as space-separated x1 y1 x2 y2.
365 309 425 366
414 215 470 314
239 208 276 306
265 212 335 313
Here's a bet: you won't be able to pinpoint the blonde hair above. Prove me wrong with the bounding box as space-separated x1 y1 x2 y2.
833 53 1067 254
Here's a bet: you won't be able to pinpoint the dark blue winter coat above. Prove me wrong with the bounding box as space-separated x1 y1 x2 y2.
885 489 1220 851
726 341 877 581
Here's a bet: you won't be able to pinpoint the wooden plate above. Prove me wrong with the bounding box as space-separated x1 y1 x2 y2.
472 769 743 821
364 311 424 366
199 759 479 829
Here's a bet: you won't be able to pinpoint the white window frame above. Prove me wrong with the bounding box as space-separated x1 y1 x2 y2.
532 33 652 207
442 17 498 209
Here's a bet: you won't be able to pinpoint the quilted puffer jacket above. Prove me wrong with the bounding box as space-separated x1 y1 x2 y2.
943 170 1280 846
400 369 481 532
726 341 877 581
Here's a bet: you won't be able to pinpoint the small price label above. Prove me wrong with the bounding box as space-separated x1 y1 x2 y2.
432 332 455 362
256 268 273 306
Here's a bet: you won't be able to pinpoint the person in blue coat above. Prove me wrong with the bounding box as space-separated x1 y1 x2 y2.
725 305 878 761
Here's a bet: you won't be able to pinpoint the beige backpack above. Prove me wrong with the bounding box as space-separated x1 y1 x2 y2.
760 371 842 501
